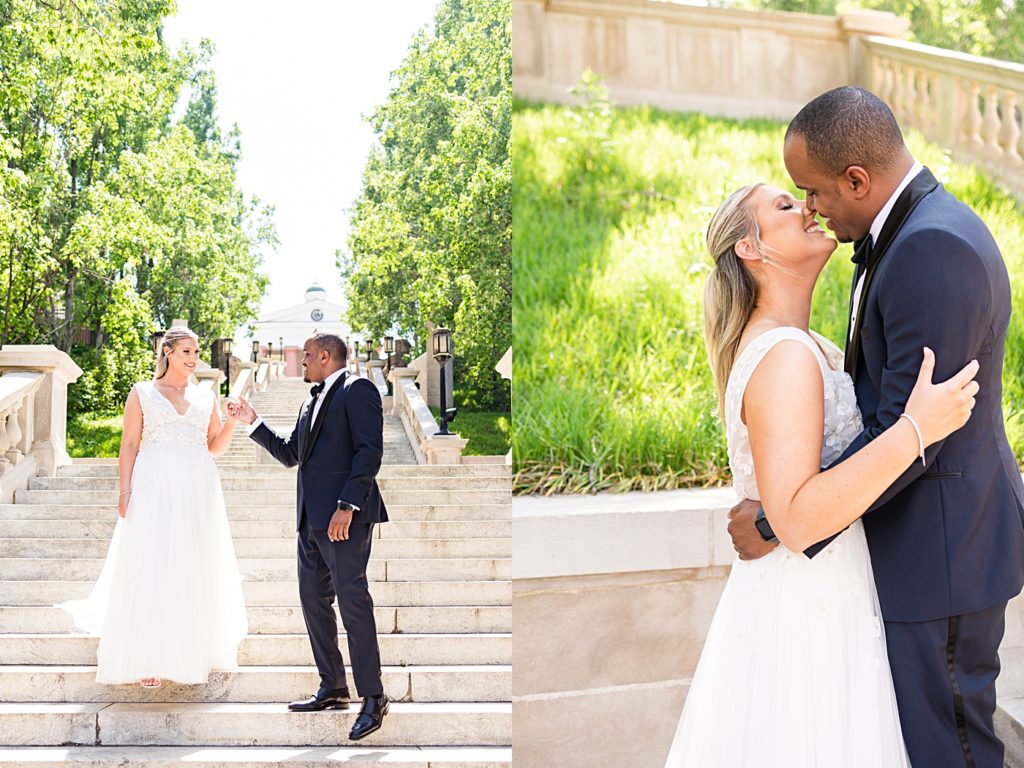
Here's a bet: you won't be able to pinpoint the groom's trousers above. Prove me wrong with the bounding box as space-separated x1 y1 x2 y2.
885 601 1007 768
297 513 384 698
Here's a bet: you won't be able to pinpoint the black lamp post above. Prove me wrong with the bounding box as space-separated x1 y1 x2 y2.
220 337 233 395
384 336 395 395
431 327 455 435
279 336 284 362
267 341 274 364
152 329 166 357
354 340 361 365
251 340 259 363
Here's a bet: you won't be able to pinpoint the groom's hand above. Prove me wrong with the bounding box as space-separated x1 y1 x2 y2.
328 506 353 541
727 499 777 560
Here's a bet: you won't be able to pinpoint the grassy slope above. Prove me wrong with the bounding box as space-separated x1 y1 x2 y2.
512 99 1024 494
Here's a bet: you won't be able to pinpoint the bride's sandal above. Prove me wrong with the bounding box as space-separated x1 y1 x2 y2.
140 678 161 689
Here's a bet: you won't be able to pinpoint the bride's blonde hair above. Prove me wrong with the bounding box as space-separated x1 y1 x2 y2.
154 326 200 380
704 183 766 417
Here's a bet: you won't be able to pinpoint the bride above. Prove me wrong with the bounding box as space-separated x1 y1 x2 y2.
62 326 248 688
663 184 979 766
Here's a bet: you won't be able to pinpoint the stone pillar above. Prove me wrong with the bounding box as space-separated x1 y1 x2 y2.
840 10 910 88
422 434 469 465
0 346 83 475
194 368 226 401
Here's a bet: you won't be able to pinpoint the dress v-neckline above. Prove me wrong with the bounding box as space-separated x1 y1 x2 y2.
152 381 194 417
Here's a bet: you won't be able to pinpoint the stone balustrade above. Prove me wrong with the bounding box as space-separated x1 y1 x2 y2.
0 346 83 502
228 363 257 403
513 0 908 119
389 367 467 465
366 359 389 398
862 36 1024 199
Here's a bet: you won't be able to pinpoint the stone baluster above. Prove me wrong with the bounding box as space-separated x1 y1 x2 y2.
891 63 906 123
0 408 11 474
4 401 23 465
999 89 1022 165
902 64 918 129
961 79 984 149
982 84 1003 158
914 68 932 132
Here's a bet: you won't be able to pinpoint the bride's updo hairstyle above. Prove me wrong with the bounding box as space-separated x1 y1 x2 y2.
154 326 200 380
704 183 765 416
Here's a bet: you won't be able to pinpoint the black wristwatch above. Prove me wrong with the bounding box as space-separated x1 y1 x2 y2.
336 501 354 512
754 506 779 544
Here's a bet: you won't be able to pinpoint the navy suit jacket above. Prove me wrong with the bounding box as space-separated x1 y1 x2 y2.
832 167 1024 622
249 373 389 531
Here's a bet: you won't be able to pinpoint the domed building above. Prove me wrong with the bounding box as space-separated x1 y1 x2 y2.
241 282 353 377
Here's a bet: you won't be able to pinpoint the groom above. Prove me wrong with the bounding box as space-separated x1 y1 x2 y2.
231 332 389 741
729 87 1024 766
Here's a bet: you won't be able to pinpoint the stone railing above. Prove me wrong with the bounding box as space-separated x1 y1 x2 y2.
513 490 1024 767
861 36 1024 199
0 346 83 502
366 360 389 398
513 0 908 119
389 367 467 465
228 363 257 402
253 360 272 392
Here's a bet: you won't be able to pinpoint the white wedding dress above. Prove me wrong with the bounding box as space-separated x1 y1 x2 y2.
62 381 248 684
664 327 910 767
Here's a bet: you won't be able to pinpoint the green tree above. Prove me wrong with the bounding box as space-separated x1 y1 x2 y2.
341 0 511 410
0 0 275 412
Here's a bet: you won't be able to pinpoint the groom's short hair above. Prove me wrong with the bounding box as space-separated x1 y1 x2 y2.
786 87 905 177
311 333 347 364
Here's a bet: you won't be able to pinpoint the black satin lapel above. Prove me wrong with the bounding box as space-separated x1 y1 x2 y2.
302 376 344 464
298 401 314 465
845 168 941 376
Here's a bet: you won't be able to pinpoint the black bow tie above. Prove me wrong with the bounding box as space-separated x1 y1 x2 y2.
851 235 874 266
310 382 325 398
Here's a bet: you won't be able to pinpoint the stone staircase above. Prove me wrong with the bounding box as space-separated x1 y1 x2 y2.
0 377 511 766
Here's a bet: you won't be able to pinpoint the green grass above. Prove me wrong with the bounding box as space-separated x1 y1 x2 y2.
67 411 123 459
432 408 511 456
512 97 1024 495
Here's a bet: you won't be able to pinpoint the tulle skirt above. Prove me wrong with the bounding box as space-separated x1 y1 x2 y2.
61 443 248 684
664 520 911 767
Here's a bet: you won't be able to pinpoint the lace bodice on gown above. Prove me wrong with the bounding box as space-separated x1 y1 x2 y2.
136 381 215 453
725 327 864 500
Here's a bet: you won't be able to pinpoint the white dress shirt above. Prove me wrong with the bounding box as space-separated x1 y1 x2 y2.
849 160 923 341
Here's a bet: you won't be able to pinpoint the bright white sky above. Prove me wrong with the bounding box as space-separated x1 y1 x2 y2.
161 1 439 333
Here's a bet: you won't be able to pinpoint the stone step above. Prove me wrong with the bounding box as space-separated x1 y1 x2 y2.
14 490 511 507
996 697 1024 768
29 477 507 492
0 745 512 766
0 702 511 747
0 504 510 522
63 464 510 478
0 557 511 583
0 580 511 607
0 538 507 561
0 665 510 704
0 633 511 667
0 605 511 635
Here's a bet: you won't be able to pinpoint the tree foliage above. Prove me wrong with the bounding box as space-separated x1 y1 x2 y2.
341 0 511 410
716 0 1024 63
0 0 274 413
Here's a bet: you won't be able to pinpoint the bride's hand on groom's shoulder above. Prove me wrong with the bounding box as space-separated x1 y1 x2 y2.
905 348 980 447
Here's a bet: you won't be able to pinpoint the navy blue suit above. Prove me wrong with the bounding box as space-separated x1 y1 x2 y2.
833 168 1024 766
250 372 387 697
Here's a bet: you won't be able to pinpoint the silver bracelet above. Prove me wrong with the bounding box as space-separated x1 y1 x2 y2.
898 412 926 468
118 490 132 497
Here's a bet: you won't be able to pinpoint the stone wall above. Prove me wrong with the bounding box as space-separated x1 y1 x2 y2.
513 488 1024 767
512 0 908 119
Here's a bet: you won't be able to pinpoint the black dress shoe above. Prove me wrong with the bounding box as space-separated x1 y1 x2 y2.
288 687 351 711
349 694 389 740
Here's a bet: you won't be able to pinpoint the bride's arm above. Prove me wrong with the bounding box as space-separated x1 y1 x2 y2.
206 397 237 457
118 388 143 518
747 341 976 552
